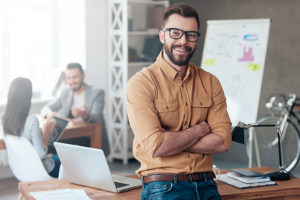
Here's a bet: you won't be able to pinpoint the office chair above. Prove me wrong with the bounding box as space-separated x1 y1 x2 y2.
4 135 54 200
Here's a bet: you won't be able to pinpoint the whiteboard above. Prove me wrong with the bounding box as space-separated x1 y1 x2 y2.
201 19 271 126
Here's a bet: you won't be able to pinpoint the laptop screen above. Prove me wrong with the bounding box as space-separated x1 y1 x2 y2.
54 142 142 193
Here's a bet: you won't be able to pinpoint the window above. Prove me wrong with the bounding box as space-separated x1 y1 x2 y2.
0 0 85 98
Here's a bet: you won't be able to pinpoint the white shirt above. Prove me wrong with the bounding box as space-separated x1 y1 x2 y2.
72 91 85 109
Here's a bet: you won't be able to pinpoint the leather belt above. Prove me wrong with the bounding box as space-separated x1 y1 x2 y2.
142 172 216 184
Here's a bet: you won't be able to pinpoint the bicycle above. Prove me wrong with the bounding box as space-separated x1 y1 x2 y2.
246 93 300 172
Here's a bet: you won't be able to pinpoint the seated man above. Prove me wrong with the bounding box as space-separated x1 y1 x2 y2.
41 63 110 156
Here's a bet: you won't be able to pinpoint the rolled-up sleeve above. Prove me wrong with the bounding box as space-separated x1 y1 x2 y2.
207 75 232 150
126 74 164 157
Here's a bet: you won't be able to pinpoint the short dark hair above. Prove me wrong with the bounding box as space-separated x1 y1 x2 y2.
163 3 200 28
1 77 32 136
66 63 84 74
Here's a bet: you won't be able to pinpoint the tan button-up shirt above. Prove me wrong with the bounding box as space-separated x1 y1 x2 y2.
126 52 231 177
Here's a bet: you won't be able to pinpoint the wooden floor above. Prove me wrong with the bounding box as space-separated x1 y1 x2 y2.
0 177 19 200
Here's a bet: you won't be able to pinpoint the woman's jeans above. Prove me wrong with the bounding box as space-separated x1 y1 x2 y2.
49 154 61 178
141 174 221 200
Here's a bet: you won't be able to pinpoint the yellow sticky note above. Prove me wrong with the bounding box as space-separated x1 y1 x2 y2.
204 58 216 66
247 63 261 71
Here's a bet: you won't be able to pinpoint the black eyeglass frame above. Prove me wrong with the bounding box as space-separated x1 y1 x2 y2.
162 27 200 42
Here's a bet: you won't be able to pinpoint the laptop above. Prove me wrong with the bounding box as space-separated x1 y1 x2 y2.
48 116 69 145
54 142 142 193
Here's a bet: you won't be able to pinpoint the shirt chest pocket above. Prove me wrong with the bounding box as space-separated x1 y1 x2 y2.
155 102 179 130
191 99 212 126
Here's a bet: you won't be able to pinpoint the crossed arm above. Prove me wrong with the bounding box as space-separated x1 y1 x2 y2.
126 73 230 159
153 121 228 158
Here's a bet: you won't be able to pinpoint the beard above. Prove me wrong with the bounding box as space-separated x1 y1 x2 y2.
72 81 84 92
163 43 196 66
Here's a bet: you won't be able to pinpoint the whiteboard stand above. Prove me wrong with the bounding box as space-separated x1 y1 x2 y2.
248 127 261 167
200 19 270 168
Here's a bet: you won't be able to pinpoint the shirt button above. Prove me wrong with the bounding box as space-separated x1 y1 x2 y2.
200 102 203 106
185 102 188 106
189 166 192 170
166 106 169 110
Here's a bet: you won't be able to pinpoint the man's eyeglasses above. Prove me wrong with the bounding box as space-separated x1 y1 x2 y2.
163 28 200 42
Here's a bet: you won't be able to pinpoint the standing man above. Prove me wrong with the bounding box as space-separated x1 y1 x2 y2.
42 63 110 156
126 3 231 200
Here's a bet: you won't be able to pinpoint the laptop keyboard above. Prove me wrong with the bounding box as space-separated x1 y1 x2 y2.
114 181 129 188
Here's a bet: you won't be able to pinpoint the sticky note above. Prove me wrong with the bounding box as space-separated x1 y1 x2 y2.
247 63 261 71
204 58 216 66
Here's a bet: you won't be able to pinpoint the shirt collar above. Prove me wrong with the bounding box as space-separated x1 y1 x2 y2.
155 51 192 81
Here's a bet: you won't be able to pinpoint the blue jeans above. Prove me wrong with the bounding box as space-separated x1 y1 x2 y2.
141 174 220 200
49 154 61 178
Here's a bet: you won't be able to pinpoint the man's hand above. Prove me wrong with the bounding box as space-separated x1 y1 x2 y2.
185 122 228 154
71 105 89 120
189 121 211 137
153 121 213 158
153 122 211 158
71 107 81 117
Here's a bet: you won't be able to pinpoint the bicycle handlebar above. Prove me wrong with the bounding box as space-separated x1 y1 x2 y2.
265 93 297 111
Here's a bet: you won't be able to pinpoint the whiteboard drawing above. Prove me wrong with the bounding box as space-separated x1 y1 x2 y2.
201 19 271 125
205 33 239 59
238 46 254 62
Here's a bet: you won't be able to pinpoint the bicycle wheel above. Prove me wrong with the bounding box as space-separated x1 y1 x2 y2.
246 115 300 172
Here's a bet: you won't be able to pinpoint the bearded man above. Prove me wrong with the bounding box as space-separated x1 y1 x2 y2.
126 3 231 200
41 63 110 155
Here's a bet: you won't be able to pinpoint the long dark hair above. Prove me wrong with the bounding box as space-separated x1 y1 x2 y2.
2 77 32 136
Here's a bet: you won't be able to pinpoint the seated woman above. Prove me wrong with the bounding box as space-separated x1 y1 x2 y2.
1 77 60 177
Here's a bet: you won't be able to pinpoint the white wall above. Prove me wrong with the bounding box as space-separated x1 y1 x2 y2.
85 0 108 96
56 0 86 69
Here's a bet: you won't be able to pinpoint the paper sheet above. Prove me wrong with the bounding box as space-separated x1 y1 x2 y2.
30 189 91 200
